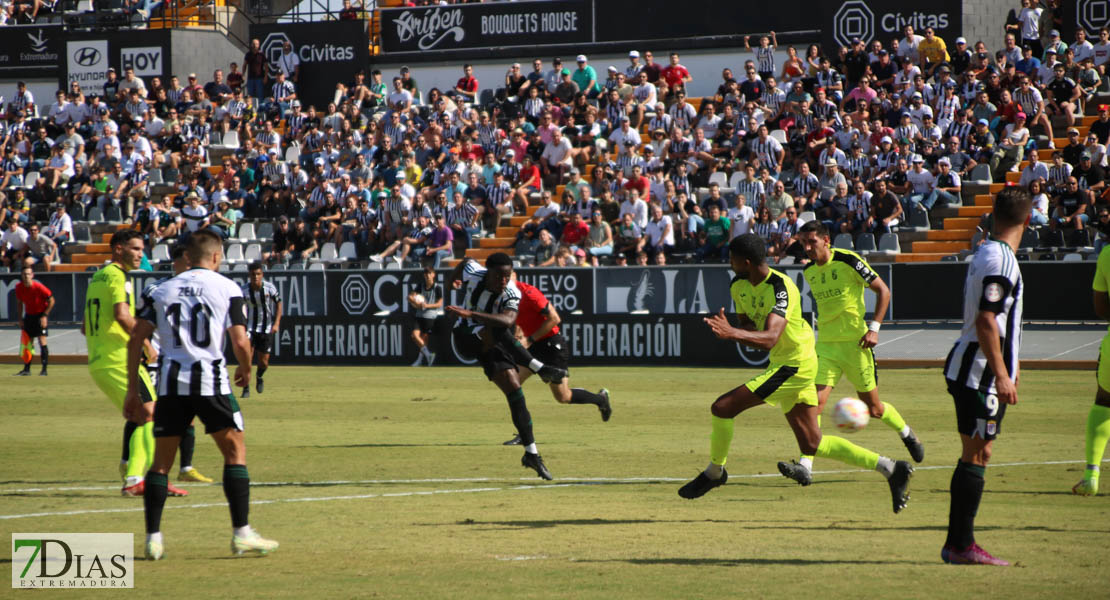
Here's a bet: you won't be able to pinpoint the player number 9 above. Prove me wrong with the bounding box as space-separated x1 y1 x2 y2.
984 394 999 417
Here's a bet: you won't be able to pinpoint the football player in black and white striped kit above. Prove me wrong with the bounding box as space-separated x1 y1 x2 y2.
125 230 278 560
446 254 568 480
139 243 214 484
940 186 1030 567
239 262 282 399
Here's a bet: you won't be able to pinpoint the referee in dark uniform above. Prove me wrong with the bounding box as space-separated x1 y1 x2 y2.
241 262 281 398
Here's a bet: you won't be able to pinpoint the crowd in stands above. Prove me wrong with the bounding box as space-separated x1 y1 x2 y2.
2 0 1108 272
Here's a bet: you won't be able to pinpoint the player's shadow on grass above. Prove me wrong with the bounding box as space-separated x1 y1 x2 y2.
298 443 487 448
454 518 661 529
585 557 919 566
0 492 111 499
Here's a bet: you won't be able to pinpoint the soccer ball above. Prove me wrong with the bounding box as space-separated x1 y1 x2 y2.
833 398 870 433
410 293 426 307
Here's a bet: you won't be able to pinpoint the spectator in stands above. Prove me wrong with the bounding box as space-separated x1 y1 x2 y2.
43 203 71 244
1029 179 1050 226
1052 176 1089 230
24 222 56 271
0 219 28 268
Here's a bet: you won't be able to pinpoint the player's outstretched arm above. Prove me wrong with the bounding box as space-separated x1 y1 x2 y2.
974 310 1017 405
448 257 470 289
228 324 252 389
447 306 518 330
704 308 784 350
124 318 155 424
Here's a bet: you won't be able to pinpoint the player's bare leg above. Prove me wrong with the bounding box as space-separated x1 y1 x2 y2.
942 434 1010 566
1074 386 1110 496
410 329 429 366
678 384 764 499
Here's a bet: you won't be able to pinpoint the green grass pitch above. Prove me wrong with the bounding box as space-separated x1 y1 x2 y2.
2 365 1109 598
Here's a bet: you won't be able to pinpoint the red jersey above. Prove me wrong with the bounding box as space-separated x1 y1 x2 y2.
515 281 559 340
662 65 690 89
561 220 589 246
15 280 51 315
456 76 478 94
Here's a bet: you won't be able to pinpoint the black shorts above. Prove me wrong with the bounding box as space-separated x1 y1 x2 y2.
22 313 46 338
529 333 569 372
948 380 1007 441
453 327 516 381
153 394 243 437
414 316 436 334
249 332 272 354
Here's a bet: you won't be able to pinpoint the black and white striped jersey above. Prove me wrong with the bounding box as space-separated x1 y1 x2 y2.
944 240 1023 395
139 268 247 397
454 260 520 333
754 46 775 73
241 280 281 334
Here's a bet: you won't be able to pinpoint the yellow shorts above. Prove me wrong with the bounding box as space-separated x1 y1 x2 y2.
90 366 156 411
815 340 878 393
1099 335 1110 392
744 359 818 413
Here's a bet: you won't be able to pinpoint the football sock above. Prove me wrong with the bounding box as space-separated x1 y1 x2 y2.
122 421 138 462
875 456 896 479
20 360 30 371
799 455 814 471
569 388 604 406
257 365 267 379
505 388 535 446
946 460 985 549
144 471 169 534
40 345 48 368
708 415 734 474
179 426 196 470
126 422 153 479
524 443 538 454
223 465 251 529
1084 404 1110 477
815 435 879 470
877 401 907 433
233 525 253 538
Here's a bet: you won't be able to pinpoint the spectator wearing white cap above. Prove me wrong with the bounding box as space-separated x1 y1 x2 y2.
572 55 600 99
625 50 643 81
904 155 940 212
951 37 974 75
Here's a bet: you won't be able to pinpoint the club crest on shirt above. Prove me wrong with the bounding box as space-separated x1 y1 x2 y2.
984 282 1003 303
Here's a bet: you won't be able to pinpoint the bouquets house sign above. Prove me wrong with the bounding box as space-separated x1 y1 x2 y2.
382 1 592 53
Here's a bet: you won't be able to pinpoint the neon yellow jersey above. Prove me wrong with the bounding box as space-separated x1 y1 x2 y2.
84 263 135 371
1094 245 1110 332
804 248 878 342
730 268 816 366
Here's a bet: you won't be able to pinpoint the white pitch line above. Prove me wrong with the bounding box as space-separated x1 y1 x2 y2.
1042 337 1103 360
0 328 79 353
0 458 1098 521
874 329 923 348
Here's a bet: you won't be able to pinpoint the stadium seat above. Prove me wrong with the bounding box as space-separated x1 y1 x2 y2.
708 171 729 189
148 168 164 185
319 242 339 262
878 233 901 254
86 206 103 223
244 243 262 263
833 233 853 249
779 256 796 265
728 171 745 190
74 222 92 244
1063 252 1083 262
257 222 274 241
855 233 877 253
218 263 230 272
151 244 171 263
1069 229 1093 248
1018 228 1038 249
906 204 930 231
232 263 249 272
225 243 244 264
237 222 256 243
105 205 122 223
1040 229 1065 248
367 261 383 270
23 171 39 189
770 129 788 144
285 145 300 165
385 261 401 270
799 211 816 223
967 163 991 185
268 263 286 271
338 241 358 261
215 130 240 149
309 261 325 271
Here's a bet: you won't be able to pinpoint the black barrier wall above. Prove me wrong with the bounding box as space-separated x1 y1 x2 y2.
0 261 1093 324
0 24 62 78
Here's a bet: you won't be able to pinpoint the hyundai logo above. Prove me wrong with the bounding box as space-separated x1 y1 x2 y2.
73 46 102 67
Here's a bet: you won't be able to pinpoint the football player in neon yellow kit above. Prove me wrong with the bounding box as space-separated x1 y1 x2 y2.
1074 243 1110 496
677 234 913 513
776 221 924 485
84 229 187 497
